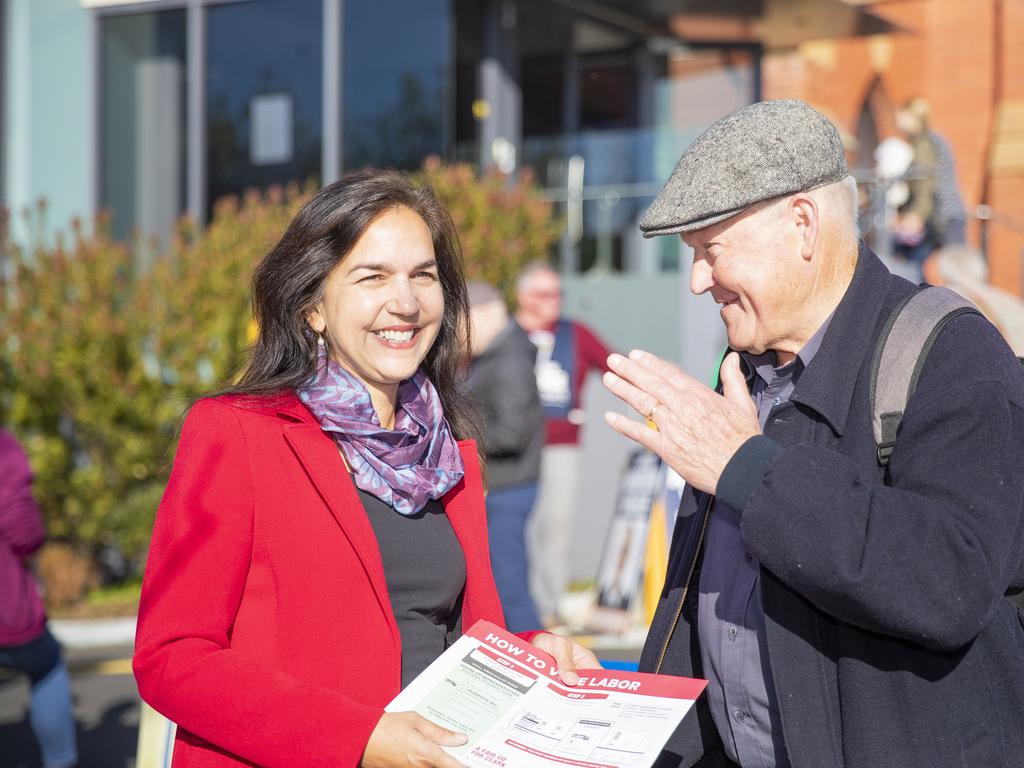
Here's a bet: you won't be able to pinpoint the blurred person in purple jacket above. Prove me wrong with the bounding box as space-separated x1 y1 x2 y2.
0 429 78 768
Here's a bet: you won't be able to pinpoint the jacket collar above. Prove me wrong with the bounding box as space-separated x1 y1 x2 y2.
275 391 318 423
788 243 894 436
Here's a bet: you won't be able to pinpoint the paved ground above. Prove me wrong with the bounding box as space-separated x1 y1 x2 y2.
0 644 139 768
0 623 642 767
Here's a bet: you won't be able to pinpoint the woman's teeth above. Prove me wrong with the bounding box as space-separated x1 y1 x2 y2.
374 329 415 342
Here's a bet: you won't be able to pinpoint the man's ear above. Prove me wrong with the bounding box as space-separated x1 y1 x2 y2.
790 193 819 260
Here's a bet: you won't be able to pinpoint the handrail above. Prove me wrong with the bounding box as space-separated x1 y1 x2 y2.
974 205 1024 271
974 204 1024 235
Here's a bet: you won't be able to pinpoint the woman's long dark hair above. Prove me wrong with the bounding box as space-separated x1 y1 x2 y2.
228 169 478 442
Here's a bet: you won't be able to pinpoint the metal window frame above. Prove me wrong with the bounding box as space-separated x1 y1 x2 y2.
88 10 100 221
322 0 343 184
90 0 341 226
186 0 206 226
87 0 241 16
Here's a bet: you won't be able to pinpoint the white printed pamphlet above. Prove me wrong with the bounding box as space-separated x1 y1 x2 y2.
386 620 707 768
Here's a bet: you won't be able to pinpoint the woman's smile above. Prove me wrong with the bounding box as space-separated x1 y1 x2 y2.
371 325 421 347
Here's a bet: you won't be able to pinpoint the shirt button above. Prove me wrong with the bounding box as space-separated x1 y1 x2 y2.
728 626 738 639
771 396 782 407
734 710 746 721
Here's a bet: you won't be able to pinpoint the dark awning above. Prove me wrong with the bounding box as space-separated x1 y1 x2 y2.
540 0 904 50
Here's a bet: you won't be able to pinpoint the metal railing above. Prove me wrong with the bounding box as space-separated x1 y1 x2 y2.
852 169 1023 284
976 204 1024 257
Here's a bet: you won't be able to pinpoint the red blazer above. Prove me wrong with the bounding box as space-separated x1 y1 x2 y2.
133 393 506 768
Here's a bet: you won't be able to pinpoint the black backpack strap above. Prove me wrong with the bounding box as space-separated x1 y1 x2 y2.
870 286 981 466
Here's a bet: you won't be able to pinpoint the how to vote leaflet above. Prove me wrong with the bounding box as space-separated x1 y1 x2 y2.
386 620 707 768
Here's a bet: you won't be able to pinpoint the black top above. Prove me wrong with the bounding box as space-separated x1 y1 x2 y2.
357 489 466 689
467 320 544 489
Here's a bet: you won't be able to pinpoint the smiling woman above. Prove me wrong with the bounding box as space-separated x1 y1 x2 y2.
305 206 445 431
230 169 476 442
130 170 598 768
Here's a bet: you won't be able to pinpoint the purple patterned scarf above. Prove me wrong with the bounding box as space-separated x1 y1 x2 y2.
296 344 464 516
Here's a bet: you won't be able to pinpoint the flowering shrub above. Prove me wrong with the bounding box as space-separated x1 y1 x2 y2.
0 187 307 570
417 157 560 299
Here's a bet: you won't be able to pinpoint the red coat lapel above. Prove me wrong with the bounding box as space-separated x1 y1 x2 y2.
277 390 501 636
282 421 400 650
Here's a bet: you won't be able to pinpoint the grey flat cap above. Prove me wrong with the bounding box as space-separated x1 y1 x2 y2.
640 99 848 237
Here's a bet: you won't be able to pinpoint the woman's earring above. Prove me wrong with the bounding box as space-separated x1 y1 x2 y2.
317 334 325 347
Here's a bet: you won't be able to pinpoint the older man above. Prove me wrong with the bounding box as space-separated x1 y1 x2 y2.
602 100 1024 767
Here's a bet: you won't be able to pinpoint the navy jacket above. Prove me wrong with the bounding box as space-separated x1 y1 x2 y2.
641 247 1024 768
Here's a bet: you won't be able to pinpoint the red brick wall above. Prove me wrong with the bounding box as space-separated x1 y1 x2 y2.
761 0 1024 295
987 0 1024 294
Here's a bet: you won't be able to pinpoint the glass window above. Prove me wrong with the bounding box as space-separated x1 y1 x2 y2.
206 0 322 216
518 0 573 140
521 51 565 137
523 41 756 274
453 0 482 152
342 0 453 171
101 9 187 246
578 50 640 131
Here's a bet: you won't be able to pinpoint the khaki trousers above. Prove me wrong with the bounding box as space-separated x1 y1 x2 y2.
527 444 581 622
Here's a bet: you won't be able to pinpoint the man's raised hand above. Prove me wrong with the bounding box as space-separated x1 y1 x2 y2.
602 350 759 494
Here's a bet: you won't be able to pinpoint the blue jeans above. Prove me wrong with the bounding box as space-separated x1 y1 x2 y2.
0 627 78 768
486 483 542 632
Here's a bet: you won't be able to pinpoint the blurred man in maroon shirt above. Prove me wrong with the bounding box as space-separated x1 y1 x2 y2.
515 262 612 626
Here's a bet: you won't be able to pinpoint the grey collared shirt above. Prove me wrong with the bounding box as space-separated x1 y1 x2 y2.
697 318 831 768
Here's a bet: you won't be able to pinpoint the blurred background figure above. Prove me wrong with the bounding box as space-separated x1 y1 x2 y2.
515 262 613 627
891 97 968 272
467 281 544 632
0 429 79 768
924 244 1024 355
870 135 918 281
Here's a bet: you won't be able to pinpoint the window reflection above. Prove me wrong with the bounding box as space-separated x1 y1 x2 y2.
342 0 452 171
101 9 187 248
206 0 322 216
95 0 755 277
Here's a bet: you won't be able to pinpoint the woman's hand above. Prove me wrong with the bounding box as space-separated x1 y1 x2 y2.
529 633 602 685
361 712 467 768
